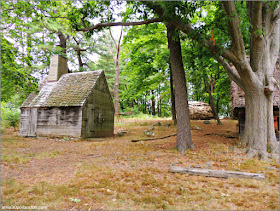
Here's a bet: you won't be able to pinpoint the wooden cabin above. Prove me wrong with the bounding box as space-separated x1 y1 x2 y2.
231 57 279 140
19 55 114 138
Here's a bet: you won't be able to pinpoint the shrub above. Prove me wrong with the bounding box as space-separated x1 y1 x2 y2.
1 101 21 131
5 110 20 131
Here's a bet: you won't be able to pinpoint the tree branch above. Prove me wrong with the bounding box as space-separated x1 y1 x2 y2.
0 23 15 30
73 37 87 52
246 1 264 71
221 1 246 60
272 6 280 23
109 28 118 49
141 1 164 16
117 26 123 50
131 134 177 142
166 17 240 67
76 18 163 32
214 55 244 90
170 165 265 180
44 16 67 19
142 1 241 66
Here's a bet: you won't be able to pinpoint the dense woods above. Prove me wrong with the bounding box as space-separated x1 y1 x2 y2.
1 1 279 158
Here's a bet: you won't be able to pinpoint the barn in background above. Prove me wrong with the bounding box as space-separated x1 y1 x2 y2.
19 55 114 138
231 57 279 139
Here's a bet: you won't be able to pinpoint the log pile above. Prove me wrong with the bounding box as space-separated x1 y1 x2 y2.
188 101 214 120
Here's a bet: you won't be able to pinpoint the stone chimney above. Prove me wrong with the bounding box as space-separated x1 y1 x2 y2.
48 55 68 82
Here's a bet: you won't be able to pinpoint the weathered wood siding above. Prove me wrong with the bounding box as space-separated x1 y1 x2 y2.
19 108 29 136
36 107 82 137
81 73 114 138
19 108 38 136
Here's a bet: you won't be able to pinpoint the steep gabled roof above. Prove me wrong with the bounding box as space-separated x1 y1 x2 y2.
21 70 103 108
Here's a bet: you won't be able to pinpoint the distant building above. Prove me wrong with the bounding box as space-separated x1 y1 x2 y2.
230 57 279 138
19 55 114 138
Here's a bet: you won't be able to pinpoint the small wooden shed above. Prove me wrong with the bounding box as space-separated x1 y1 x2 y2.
19 66 114 138
231 57 279 138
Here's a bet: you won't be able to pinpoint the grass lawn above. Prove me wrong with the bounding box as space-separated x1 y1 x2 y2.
1 118 279 210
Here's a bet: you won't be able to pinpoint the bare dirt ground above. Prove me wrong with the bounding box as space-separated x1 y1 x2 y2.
1 118 279 210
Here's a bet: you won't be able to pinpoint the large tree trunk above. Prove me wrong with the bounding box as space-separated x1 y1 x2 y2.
166 23 195 154
239 2 280 159
241 59 279 160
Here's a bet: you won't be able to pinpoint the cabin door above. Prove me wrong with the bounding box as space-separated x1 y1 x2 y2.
86 104 94 137
27 108 38 137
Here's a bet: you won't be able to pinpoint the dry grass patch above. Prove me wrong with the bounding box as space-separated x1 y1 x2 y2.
1 118 279 210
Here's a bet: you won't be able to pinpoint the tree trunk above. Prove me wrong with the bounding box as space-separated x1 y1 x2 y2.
240 2 280 159
241 86 277 160
240 55 279 159
169 67 177 125
77 50 83 70
203 77 222 125
114 57 120 115
109 27 123 116
151 91 156 116
143 95 146 114
166 23 195 154
58 31 67 54
157 86 161 117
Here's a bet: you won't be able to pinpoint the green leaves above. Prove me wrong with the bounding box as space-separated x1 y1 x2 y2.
119 23 171 115
183 39 231 116
1 35 38 102
69 197 81 203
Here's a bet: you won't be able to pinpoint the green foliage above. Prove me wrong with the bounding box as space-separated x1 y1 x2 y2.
1 35 38 103
1 101 21 131
2 0 254 120
182 39 231 117
120 23 171 117
89 30 118 92
69 197 81 203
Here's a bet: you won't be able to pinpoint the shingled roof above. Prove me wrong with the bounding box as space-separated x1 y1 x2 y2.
231 57 279 109
21 70 103 108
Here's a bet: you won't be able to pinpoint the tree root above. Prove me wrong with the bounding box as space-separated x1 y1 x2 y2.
246 148 268 161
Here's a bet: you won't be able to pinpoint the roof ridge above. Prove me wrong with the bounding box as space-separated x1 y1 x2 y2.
65 70 103 75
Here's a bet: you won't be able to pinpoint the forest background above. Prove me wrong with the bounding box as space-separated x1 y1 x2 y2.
1 1 231 128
